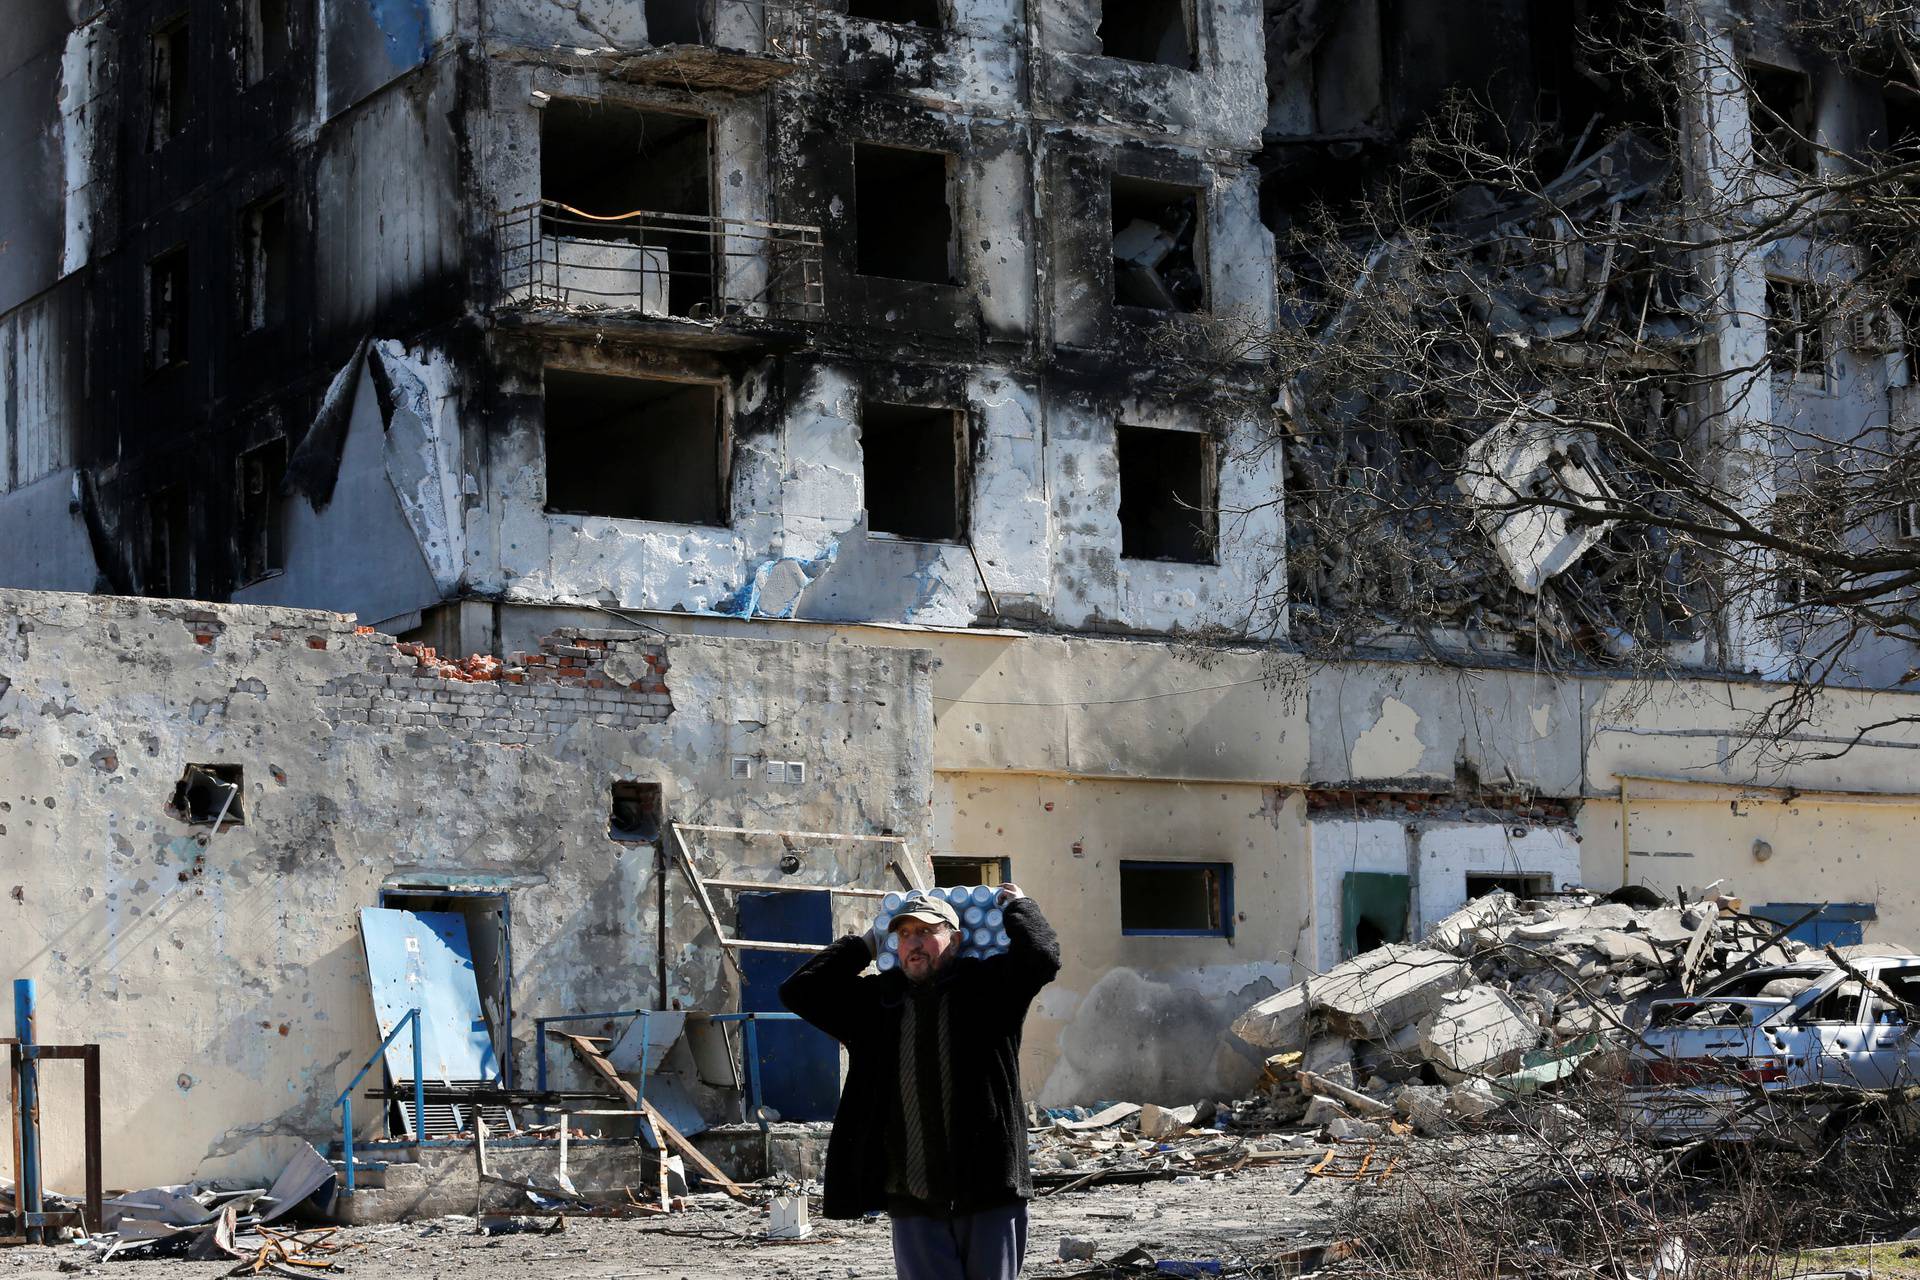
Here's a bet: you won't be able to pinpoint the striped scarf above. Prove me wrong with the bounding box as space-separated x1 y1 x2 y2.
887 983 955 1206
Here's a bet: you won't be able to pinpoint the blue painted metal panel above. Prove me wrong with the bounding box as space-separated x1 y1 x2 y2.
359 908 498 1083
1754 902 1875 948
740 892 839 1122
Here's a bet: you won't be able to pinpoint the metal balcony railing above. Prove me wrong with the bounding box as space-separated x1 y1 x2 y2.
494 200 826 327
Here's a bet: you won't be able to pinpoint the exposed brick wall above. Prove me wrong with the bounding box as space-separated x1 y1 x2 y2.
1302 787 1576 824
318 628 671 743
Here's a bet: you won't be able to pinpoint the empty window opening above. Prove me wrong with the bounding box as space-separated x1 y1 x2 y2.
170 764 245 826
1878 87 1920 159
543 369 728 526
1111 175 1205 312
142 485 191 597
1772 487 1844 609
1119 860 1231 936
1098 0 1192 69
242 194 289 332
236 438 287 585
646 0 712 45
609 781 664 843
149 15 189 149
863 403 967 542
855 144 956 285
1116 423 1216 563
933 855 1011 888
1767 279 1827 383
1747 62 1814 175
148 246 188 371
1464 872 1552 901
1342 871 1409 956
245 0 290 83
541 102 714 316
846 0 943 27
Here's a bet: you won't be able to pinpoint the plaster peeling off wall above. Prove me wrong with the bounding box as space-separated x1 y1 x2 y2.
374 340 464 593
59 14 114 278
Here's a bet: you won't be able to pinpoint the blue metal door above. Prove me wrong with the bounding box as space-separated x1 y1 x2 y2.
739 891 839 1121
1754 902 1876 948
359 908 499 1083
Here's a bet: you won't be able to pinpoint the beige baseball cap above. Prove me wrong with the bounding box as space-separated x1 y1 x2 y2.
888 889 960 931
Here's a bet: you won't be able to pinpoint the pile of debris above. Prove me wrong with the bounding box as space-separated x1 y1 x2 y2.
1229 887 1807 1136
1028 1102 1320 1194
81 1143 340 1263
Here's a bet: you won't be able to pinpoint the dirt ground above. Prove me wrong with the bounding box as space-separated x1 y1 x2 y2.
0 1162 1348 1280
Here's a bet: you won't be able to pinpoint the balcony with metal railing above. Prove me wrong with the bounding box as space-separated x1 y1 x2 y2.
492 201 826 350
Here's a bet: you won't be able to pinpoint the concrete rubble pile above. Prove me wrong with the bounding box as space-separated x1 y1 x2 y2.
1227 888 1806 1136
1026 1102 1317 1193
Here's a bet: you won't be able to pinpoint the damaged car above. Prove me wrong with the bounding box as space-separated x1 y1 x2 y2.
1626 952 1920 1142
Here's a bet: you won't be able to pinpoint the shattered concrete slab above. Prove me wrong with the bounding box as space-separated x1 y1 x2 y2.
1312 944 1469 1039
1417 985 1540 1082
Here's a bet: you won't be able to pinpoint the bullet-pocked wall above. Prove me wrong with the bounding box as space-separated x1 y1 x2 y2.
0 589 933 1190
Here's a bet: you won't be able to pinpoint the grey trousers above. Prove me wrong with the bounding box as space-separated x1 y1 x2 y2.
889 1202 1029 1280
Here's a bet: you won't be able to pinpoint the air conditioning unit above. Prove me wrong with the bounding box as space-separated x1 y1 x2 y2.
1898 500 1920 543
1848 305 1902 354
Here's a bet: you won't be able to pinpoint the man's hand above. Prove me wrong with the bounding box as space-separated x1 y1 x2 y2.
996 882 1025 906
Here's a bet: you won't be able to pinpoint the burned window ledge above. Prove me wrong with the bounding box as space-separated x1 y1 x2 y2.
544 509 733 534
866 530 967 548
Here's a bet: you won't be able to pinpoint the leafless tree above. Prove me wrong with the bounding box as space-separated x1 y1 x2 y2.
1183 0 1920 747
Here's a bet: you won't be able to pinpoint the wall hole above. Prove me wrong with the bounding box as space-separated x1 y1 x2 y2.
1111 174 1205 312
609 781 663 843
862 402 968 542
854 144 956 285
1116 424 1216 563
1097 0 1192 68
170 764 245 826
542 369 728 526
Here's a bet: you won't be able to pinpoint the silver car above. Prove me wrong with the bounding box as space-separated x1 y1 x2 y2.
1625 951 1920 1140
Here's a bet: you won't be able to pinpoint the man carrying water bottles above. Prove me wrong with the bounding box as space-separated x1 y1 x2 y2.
780 880 1061 1280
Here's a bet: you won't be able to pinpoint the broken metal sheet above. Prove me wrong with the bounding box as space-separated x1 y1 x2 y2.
641 1072 709 1139
605 1011 688 1075
258 1142 337 1223
1457 414 1616 593
359 907 500 1084
105 1186 217 1228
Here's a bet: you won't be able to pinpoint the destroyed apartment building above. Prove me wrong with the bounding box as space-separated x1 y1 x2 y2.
7 0 1920 1211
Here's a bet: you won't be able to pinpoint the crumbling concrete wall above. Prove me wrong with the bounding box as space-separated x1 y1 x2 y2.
0 588 932 1191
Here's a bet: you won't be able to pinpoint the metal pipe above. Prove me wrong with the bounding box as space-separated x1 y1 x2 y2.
410 1009 424 1148
14 980 41 1245
341 1096 355 1193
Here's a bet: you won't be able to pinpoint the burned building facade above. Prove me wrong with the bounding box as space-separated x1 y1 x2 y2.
11 0 1920 1196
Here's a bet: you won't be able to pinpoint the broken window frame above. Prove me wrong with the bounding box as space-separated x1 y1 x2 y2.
540 366 733 528
169 763 245 827
235 436 288 586
1773 487 1846 613
1095 0 1195 71
244 0 292 86
142 484 192 597
861 401 971 544
1766 278 1828 389
240 192 290 334
1745 60 1816 177
1115 421 1219 565
1118 859 1233 938
147 245 189 373
148 13 190 151
1109 172 1209 316
853 142 960 287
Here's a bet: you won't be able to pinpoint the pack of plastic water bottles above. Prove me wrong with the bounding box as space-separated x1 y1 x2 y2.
873 885 1010 972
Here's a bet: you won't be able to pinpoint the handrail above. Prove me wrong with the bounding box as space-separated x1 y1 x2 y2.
335 1007 424 1193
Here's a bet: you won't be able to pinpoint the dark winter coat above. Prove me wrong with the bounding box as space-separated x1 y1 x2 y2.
778 896 1062 1220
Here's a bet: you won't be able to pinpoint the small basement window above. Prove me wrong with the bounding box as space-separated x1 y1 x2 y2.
1098 0 1192 69
847 0 943 26
245 0 290 83
171 764 245 826
855 144 956 285
1747 61 1814 175
543 369 728 526
1111 175 1205 312
148 247 189 371
236 437 287 585
933 855 1011 887
242 193 289 332
863 403 967 541
609 781 663 843
1116 423 1216 563
149 14 189 149
1464 873 1552 900
1120 860 1231 936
